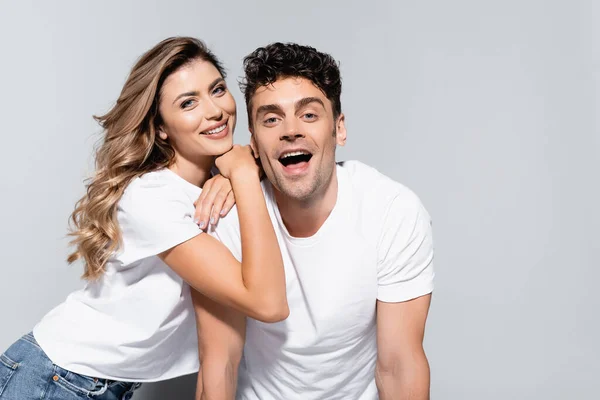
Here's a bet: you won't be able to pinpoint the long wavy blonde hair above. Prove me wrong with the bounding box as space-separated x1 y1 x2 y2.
67 37 225 280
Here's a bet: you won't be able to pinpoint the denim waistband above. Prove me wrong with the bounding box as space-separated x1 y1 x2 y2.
19 331 41 348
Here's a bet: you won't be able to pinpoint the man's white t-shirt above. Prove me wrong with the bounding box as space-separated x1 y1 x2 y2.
33 169 204 382
211 160 435 400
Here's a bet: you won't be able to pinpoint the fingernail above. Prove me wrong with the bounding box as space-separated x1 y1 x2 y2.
199 221 205 229
220 209 226 216
210 217 215 225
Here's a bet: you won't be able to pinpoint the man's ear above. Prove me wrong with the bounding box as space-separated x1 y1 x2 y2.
335 113 347 146
249 128 259 158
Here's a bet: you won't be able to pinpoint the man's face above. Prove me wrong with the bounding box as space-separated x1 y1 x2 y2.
249 77 346 202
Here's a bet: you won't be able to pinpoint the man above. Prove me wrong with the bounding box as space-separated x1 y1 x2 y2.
198 42 435 400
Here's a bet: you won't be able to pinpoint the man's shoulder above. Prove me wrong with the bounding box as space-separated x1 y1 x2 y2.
210 204 242 253
211 180 273 243
338 160 418 207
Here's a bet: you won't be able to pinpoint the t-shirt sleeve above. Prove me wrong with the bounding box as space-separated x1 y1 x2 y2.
376 192 435 302
116 181 202 265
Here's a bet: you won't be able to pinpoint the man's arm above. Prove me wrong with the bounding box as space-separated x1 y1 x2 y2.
192 289 246 400
376 294 432 400
374 188 435 399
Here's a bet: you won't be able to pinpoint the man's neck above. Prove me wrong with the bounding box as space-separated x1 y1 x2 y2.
274 170 339 238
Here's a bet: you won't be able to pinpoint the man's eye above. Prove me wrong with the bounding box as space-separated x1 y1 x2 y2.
265 117 278 124
304 113 317 120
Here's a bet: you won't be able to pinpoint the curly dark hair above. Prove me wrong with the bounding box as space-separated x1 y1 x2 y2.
240 42 342 126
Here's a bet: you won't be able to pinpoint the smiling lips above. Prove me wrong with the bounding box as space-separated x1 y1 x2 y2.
200 121 229 140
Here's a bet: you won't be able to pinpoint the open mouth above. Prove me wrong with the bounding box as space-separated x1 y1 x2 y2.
278 150 313 167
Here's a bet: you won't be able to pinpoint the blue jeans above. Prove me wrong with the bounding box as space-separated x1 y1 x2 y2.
0 332 142 399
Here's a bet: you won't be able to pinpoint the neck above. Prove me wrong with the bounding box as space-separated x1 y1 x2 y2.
274 169 339 238
169 154 214 187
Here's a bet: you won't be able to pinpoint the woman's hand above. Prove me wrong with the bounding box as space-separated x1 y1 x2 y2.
214 145 260 180
194 174 235 230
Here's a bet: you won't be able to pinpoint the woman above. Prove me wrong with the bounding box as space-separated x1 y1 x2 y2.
0 37 287 399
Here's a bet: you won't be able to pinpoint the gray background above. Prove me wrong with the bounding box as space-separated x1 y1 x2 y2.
0 0 597 399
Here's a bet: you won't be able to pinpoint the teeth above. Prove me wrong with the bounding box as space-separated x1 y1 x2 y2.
204 124 226 135
281 151 309 158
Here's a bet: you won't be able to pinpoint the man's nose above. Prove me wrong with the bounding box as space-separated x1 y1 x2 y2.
280 120 305 141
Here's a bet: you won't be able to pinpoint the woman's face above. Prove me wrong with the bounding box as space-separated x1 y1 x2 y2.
158 59 236 161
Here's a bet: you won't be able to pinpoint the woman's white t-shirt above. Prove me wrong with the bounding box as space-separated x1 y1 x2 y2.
34 168 203 382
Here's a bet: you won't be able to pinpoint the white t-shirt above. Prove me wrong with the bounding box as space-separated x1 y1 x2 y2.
34 168 204 382
211 160 435 400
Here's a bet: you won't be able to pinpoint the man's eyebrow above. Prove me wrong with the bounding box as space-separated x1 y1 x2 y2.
172 78 225 105
295 97 325 112
256 103 284 116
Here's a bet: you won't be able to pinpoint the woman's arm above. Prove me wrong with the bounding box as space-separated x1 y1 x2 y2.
159 145 288 322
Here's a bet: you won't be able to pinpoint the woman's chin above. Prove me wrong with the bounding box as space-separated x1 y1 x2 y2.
207 138 234 157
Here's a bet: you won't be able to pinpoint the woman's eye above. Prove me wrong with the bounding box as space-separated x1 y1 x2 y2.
213 85 227 95
181 99 195 109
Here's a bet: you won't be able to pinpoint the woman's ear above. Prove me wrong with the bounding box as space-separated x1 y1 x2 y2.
158 128 168 140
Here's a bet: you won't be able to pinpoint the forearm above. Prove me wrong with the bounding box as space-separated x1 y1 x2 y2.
198 359 238 400
230 170 287 317
192 290 244 400
375 354 430 400
195 371 203 400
